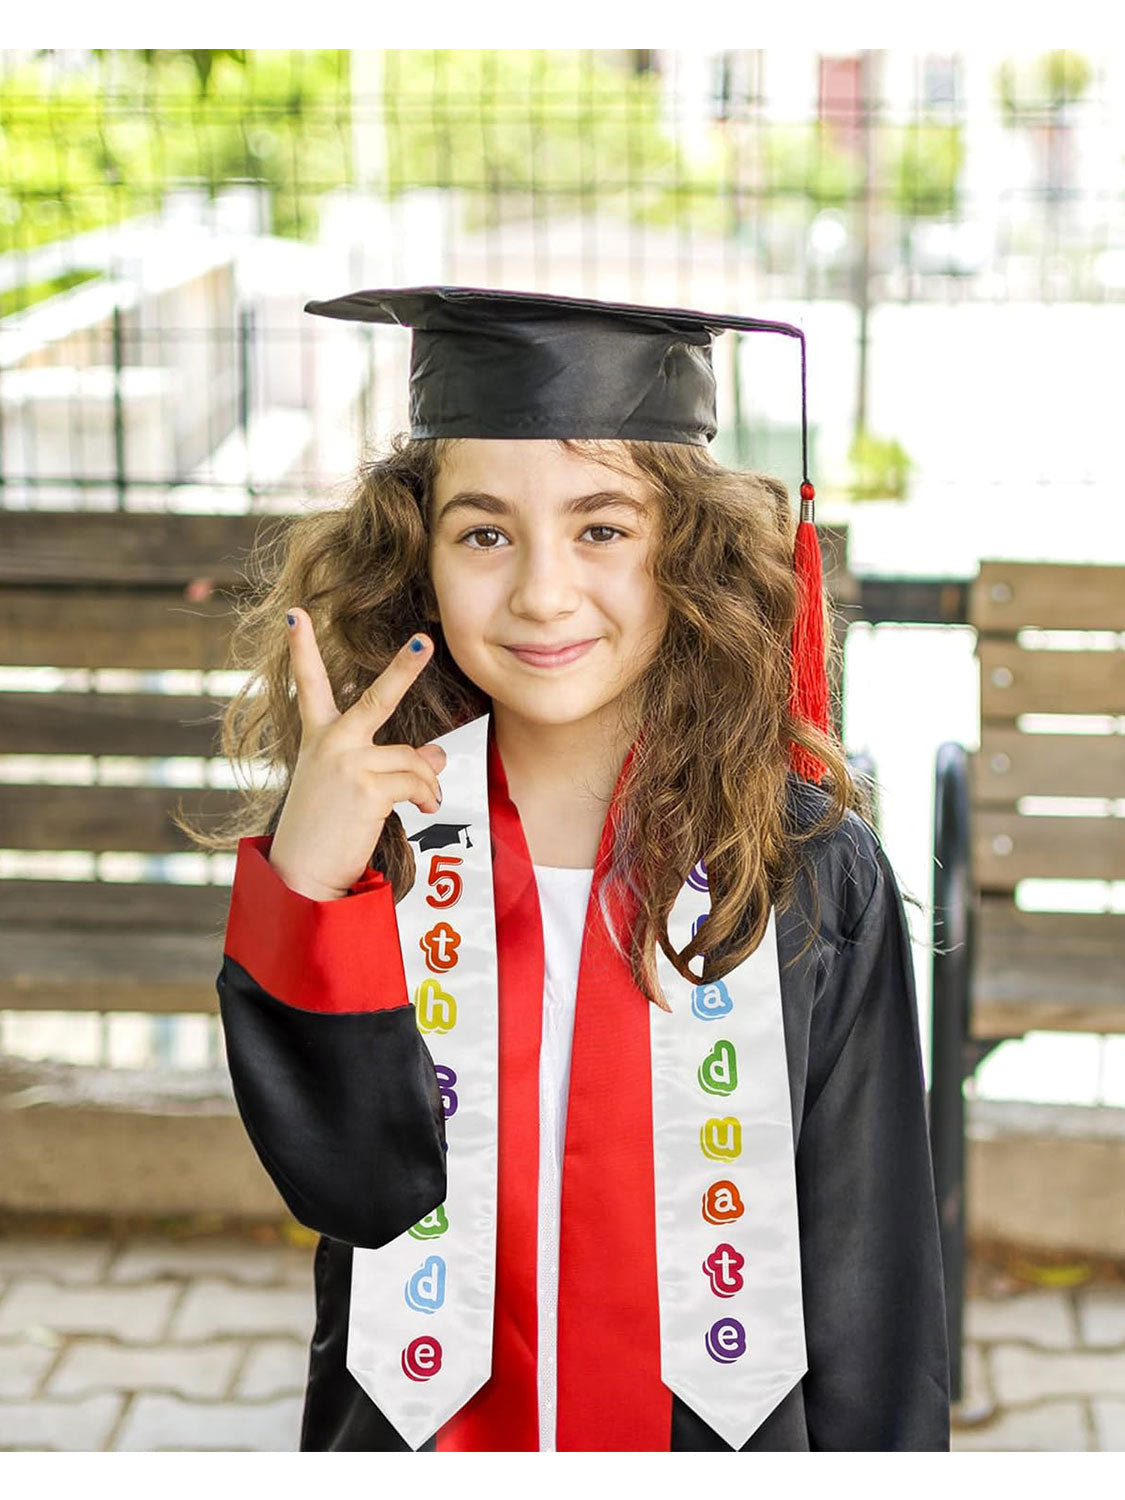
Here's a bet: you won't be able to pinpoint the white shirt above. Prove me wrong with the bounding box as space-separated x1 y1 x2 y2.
531 861 594 1454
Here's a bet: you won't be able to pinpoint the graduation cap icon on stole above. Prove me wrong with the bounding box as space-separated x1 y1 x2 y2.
406 822 474 854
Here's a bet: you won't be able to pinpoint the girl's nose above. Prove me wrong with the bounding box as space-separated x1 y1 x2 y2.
508 542 582 617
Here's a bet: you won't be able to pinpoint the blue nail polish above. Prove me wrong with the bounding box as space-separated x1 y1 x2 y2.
409 637 424 653
286 613 296 627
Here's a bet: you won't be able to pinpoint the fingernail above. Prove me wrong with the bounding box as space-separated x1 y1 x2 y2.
286 612 296 627
409 637 424 653
436 787 443 805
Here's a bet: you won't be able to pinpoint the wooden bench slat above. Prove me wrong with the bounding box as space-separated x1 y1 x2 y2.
972 560 1125 633
0 785 244 852
0 510 280 587
857 577 969 625
0 930 224 1012
974 728 1125 803
0 692 228 757
0 879 232 931
0 589 237 669
979 639 1125 719
975 809 1125 886
974 998 1125 1038
973 899 1125 1036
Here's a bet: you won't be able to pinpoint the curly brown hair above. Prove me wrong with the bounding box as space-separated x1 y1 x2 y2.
179 433 867 1009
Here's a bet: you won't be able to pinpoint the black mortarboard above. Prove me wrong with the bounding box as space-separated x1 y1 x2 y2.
407 823 474 854
304 285 829 782
302 286 810 469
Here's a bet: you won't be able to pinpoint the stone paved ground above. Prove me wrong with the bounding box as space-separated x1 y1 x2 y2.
0 1233 313 1451
948 1257 1125 1453
0 1232 1123 1450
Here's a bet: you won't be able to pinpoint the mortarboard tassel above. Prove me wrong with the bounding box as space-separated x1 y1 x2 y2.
786 331 831 785
788 481 830 784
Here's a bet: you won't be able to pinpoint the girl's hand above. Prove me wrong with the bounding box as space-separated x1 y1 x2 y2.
268 608 447 902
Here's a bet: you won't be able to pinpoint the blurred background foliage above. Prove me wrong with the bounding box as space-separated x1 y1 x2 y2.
0 49 351 260
1 47 969 271
380 50 678 227
996 49 1093 122
0 45 1108 492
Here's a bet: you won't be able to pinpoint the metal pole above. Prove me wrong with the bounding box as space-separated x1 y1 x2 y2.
731 332 746 466
112 303 126 510
855 50 879 441
238 303 255 499
930 740 973 1404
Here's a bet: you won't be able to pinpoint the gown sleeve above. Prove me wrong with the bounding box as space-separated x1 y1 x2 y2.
216 835 447 1250
795 824 951 1451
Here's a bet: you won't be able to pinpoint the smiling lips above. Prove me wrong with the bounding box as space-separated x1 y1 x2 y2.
504 639 598 668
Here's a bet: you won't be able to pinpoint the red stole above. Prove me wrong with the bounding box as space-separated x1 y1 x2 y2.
436 724 671 1451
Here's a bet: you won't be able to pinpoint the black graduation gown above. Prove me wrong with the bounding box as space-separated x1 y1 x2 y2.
217 778 951 1452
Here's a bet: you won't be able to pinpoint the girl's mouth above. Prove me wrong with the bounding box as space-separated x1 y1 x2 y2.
504 640 598 668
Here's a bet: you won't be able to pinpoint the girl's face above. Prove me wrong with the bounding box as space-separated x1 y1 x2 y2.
428 439 669 735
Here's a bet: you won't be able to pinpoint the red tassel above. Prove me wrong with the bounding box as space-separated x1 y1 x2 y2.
788 510 830 784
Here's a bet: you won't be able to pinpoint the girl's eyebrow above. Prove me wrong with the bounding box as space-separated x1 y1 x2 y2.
437 490 649 524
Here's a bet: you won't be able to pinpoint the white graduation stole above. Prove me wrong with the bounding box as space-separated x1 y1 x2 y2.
346 711 806 1451
651 867 808 1448
347 712 497 1449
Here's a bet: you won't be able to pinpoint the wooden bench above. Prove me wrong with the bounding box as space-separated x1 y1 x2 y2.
930 559 1125 1402
0 507 290 1216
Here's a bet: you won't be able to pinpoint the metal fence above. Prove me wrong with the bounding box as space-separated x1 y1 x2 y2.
2 48 1124 508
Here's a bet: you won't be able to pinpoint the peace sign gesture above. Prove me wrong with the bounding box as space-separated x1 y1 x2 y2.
267 608 447 901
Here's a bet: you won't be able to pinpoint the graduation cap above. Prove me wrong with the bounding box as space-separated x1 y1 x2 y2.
407 823 474 854
304 286 829 782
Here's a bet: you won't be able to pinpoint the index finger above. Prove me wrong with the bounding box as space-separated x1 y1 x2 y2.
285 606 340 731
347 632 436 734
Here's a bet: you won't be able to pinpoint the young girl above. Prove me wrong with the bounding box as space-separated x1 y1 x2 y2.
205 287 949 1452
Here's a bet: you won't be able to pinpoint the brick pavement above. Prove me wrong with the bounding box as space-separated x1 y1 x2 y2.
0 1234 313 1451
0 1233 1123 1450
952 1274 1125 1451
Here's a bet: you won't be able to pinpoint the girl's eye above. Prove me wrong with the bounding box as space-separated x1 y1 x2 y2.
459 525 625 549
461 526 507 549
